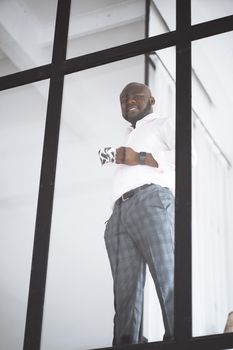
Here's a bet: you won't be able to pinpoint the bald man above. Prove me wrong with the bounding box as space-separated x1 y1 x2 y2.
104 82 175 345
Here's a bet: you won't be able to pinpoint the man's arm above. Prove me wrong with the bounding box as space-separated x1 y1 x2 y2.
116 147 158 168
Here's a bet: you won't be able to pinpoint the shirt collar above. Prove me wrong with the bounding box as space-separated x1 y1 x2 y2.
135 112 158 128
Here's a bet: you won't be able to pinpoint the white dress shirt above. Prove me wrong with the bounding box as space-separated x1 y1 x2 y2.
112 112 175 204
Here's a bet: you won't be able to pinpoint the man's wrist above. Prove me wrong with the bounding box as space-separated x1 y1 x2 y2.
138 152 158 167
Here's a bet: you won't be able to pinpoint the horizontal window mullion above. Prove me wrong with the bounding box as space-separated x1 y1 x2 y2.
0 64 51 91
64 31 177 75
191 14 233 41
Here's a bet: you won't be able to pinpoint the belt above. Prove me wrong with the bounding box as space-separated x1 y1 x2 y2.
115 184 152 205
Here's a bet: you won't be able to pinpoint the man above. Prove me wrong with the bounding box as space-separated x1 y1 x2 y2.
104 82 175 345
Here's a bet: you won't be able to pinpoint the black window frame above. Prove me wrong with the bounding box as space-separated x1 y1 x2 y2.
0 1 233 349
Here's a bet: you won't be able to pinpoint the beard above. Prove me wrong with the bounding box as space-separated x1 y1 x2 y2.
124 114 144 127
123 101 152 127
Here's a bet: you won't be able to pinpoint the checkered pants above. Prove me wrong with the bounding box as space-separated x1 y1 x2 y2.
104 184 174 345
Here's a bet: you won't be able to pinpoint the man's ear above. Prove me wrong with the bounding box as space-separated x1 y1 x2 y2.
150 96 155 105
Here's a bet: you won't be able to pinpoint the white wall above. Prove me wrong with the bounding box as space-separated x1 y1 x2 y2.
147 1 233 340
0 51 145 350
1 0 233 349
40 54 145 350
191 33 233 337
0 81 49 350
192 119 233 336
0 1 146 349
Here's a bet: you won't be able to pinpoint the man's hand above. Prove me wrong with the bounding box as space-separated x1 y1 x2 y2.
116 147 139 165
116 147 158 167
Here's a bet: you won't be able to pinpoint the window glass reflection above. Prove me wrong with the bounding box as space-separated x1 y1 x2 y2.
149 0 175 36
143 47 176 343
41 48 175 349
67 0 145 58
0 0 57 76
192 0 233 25
0 80 48 350
41 56 145 350
192 31 233 336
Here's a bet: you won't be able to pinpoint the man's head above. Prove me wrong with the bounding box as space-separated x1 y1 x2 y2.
120 82 155 127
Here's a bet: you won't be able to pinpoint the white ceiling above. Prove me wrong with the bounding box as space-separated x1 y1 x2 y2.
0 0 232 162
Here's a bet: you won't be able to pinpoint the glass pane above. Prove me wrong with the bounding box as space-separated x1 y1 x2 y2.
144 47 175 342
192 0 233 25
192 31 233 337
149 0 175 36
41 50 175 349
67 0 145 58
0 0 57 76
0 80 48 349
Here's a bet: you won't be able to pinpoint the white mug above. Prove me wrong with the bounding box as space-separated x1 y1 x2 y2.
98 147 116 165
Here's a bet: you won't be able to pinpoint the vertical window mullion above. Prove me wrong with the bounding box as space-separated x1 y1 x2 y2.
175 0 192 342
23 1 71 350
144 0 151 85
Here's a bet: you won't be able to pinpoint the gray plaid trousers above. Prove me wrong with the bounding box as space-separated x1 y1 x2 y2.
104 184 174 345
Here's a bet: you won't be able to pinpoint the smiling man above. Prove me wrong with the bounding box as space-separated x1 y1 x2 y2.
104 82 175 345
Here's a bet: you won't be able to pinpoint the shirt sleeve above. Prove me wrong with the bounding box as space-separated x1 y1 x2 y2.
151 118 175 172
151 117 198 171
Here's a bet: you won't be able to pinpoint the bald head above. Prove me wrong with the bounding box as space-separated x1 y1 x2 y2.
120 82 155 127
121 82 152 95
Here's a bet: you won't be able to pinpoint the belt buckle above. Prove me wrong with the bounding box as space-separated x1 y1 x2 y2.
121 193 129 202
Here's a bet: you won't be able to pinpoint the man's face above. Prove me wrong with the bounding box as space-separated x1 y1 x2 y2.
120 83 154 126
